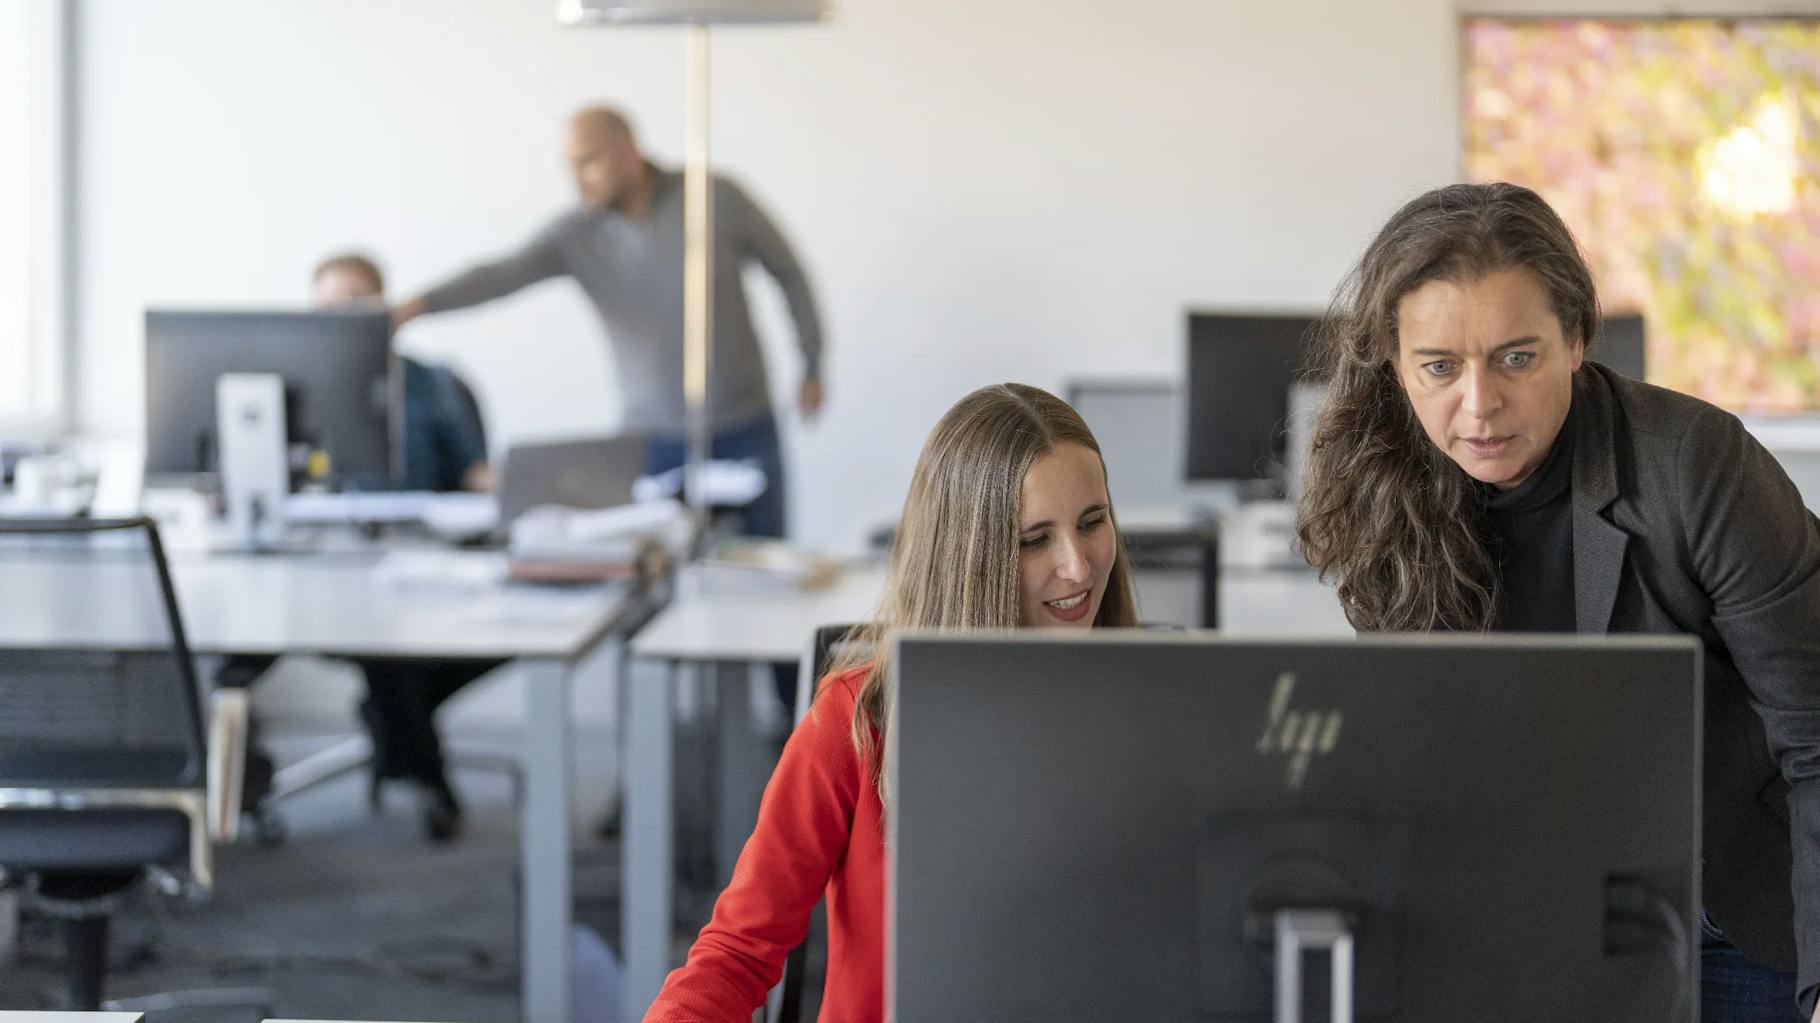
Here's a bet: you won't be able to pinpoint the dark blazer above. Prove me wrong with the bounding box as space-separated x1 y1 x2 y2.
1571 362 1820 1009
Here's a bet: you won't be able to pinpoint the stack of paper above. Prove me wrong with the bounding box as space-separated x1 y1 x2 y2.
690 536 844 593
507 499 690 581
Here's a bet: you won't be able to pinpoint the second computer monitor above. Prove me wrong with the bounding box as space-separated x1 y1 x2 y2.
891 632 1701 1021
144 309 396 489
1184 312 1322 494
1066 379 1184 510
1598 313 1646 381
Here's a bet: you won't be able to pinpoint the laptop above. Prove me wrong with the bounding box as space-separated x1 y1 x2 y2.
495 434 650 531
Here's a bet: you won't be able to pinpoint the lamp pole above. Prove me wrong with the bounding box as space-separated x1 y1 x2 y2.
682 22 713 548
557 4 827 1016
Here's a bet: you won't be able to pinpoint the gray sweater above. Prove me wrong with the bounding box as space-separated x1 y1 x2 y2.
420 168 823 434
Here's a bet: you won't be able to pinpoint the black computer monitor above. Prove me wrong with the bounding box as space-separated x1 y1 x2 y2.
890 632 1701 1021
1598 313 1646 381
144 309 397 489
1065 379 1182 510
1184 312 1322 494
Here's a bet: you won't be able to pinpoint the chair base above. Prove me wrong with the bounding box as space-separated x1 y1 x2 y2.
28 876 277 1016
255 733 521 847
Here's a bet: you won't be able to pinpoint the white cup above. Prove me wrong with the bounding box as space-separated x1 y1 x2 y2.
10 455 62 505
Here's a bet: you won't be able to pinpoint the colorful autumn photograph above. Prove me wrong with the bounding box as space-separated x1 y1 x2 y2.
1465 18 1820 411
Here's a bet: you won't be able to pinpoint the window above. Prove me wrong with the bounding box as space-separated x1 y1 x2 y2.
1463 18 1820 413
0 0 66 430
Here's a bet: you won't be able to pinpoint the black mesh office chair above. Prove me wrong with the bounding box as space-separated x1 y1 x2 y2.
0 517 262 1012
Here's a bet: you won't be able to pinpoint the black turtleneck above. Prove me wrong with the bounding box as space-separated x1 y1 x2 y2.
1483 405 1577 633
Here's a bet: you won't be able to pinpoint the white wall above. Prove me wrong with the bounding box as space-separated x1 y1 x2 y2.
74 0 1470 548
85 0 1814 551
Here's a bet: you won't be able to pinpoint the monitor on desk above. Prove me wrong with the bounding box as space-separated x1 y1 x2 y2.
1184 312 1325 499
1597 313 1646 381
144 309 396 491
496 433 651 530
1065 379 1184 511
890 632 1701 1022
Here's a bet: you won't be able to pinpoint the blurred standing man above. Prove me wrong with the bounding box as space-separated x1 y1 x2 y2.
393 105 825 540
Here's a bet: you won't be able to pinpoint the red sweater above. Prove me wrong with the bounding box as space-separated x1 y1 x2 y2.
644 667 885 1022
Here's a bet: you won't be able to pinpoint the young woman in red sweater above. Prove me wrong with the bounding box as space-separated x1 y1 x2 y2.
644 382 1140 1022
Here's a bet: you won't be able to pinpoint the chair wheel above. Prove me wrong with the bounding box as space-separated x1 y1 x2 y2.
251 806 287 847
420 784 463 845
594 799 621 840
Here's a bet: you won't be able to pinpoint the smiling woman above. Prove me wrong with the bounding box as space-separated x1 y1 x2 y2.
643 382 1139 1023
1016 440 1119 627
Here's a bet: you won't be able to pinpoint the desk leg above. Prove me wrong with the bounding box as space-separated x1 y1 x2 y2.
1201 536 1221 629
713 662 766 887
624 657 676 1019
522 657 573 1023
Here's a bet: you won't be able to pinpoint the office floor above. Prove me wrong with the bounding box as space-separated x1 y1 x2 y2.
0 665 801 1023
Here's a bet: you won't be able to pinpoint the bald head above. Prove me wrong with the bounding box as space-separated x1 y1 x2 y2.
570 106 633 146
567 105 647 213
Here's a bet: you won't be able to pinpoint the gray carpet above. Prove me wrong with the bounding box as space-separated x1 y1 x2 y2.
0 724 640 1023
0 657 826 1023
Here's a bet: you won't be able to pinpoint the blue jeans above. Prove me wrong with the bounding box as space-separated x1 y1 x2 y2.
643 413 787 540
1703 911 1804 1022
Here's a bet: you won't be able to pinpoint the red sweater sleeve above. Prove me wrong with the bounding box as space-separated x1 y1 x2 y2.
643 673 867 1022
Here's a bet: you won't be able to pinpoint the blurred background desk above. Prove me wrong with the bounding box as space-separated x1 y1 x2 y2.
0 543 659 1023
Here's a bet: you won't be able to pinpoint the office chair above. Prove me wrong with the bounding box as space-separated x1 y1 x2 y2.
759 622 867 1023
0 516 268 1013
257 363 519 844
758 618 1177 1023
446 366 486 452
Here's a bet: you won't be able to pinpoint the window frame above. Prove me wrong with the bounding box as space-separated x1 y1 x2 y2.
0 0 72 437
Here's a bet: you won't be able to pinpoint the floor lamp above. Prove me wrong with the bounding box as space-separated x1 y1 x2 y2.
558 0 828 552
556 5 831 1017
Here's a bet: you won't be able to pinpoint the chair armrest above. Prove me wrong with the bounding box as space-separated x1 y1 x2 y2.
206 687 250 844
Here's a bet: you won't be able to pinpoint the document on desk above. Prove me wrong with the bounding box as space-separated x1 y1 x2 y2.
509 499 690 561
632 460 766 505
285 491 500 534
371 549 508 591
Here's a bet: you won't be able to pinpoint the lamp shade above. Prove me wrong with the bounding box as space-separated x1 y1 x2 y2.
557 0 827 24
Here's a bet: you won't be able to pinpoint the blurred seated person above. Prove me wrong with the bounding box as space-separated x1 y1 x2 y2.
224 254 502 844
314 252 504 841
314 253 493 493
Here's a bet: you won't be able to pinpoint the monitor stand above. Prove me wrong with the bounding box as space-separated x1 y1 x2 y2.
1220 497 1302 569
1273 908 1356 1023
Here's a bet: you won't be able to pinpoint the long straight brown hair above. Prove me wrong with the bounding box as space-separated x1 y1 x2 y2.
1295 182 1601 631
829 383 1139 802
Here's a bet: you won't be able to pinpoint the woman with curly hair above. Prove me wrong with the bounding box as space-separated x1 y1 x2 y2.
1298 181 1820 1023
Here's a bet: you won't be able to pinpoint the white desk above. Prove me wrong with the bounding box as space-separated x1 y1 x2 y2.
630 567 886 663
1115 501 1351 635
0 546 657 1023
620 565 885 1018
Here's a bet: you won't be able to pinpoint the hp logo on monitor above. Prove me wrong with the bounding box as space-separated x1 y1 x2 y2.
1256 673 1341 790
